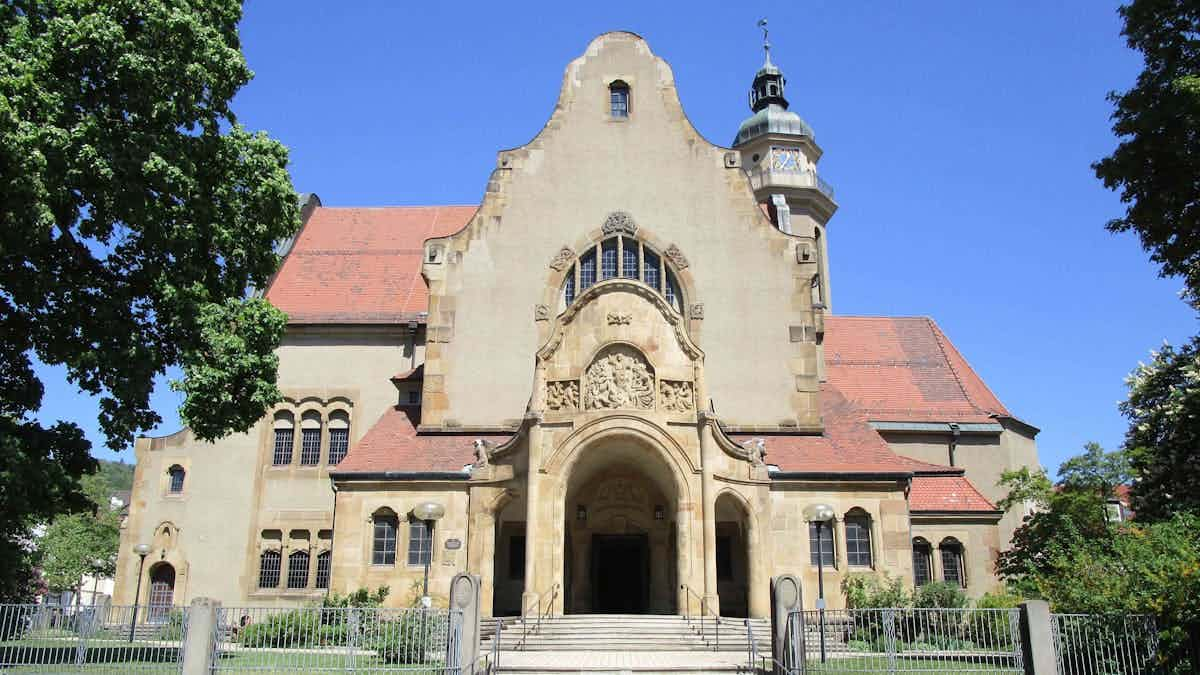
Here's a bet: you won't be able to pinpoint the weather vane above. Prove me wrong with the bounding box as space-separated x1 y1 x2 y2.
758 18 772 64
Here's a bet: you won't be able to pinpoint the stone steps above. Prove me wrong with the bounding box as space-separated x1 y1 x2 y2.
483 614 771 658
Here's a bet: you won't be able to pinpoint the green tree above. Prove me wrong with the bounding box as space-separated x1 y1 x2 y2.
39 472 122 603
0 0 298 600
1093 0 1200 308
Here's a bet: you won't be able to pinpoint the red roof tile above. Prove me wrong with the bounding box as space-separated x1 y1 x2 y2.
265 206 475 323
824 316 1010 424
332 406 510 475
910 475 998 512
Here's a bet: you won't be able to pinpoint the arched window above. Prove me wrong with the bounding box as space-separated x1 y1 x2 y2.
372 510 398 566
272 412 294 466
408 517 433 567
300 411 322 465
258 550 281 588
167 465 185 493
912 537 933 586
560 236 684 313
844 509 873 567
315 550 331 589
939 537 966 588
287 550 310 589
327 410 350 465
609 80 630 118
808 520 835 567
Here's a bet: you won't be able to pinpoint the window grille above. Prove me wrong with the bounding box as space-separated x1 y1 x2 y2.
564 271 576 305
408 519 433 567
580 250 597 289
168 466 185 493
300 428 321 465
621 242 638 279
407 390 421 405
610 82 629 118
845 516 873 567
287 550 310 589
372 515 397 565
600 238 618 280
913 539 933 586
272 428 293 465
258 550 281 588
642 249 661 291
328 428 349 465
315 551 331 589
665 270 680 310
941 543 965 587
808 521 835 567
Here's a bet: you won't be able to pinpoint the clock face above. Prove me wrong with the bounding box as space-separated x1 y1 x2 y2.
770 146 802 172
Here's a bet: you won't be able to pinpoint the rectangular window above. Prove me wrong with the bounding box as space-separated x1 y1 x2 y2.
258 551 281 589
601 239 618 280
509 535 526 580
845 517 872 567
408 519 433 567
611 86 629 118
642 250 661 291
372 517 397 566
327 428 349 465
913 543 932 586
621 243 638 279
808 522 835 567
716 535 733 580
272 429 293 465
287 552 309 589
168 468 185 493
315 551 331 589
300 428 321 465
941 546 964 587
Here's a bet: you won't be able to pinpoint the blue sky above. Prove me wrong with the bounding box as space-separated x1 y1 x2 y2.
44 1 1196 477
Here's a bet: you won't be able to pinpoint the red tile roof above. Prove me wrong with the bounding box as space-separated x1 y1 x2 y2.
909 475 998 512
265 206 475 324
331 406 509 475
823 316 1010 424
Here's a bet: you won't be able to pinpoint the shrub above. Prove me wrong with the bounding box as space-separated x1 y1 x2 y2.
157 609 186 641
239 608 323 648
369 612 439 664
913 582 968 609
841 573 909 609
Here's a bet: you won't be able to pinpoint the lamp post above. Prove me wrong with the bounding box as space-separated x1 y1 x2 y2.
803 503 835 663
411 502 445 606
128 543 151 643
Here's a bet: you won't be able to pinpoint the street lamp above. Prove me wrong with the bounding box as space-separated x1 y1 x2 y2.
411 502 445 607
128 543 151 642
803 503 835 663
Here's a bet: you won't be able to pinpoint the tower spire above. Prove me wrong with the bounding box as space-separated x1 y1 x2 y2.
748 19 787 112
758 18 772 67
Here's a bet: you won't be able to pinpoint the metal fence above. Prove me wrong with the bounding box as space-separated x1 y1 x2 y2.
787 607 1024 673
210 606 461 673
1051 613 1158 675
0 603 188 672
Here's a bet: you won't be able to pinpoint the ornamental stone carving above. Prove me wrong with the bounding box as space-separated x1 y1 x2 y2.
535 304 550 321
549 246 575 271
602 211 638 237
664 244 689 269
659 380 694 413
689 303 704 320
606 311 632 326
546 380 579 412
584 345 654 410
742 437 767 467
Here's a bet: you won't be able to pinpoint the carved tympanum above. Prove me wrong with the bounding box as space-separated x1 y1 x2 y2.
659 380 694 413
602 211 638 237
584 345 654 410
546 380 580 412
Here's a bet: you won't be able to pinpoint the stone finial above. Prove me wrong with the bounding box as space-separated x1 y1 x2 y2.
602 211 637 236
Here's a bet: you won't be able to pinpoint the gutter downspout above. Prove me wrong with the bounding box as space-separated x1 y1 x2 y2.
948 423 960 467
327 481 338 600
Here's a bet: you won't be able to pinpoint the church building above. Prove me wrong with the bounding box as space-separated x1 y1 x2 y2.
114 32 1040 619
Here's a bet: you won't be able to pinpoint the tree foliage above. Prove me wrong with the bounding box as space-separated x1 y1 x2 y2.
40 472 122 596
0 0 298 600
1094 0 1200 308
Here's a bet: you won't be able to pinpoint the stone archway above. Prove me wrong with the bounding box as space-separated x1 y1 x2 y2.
147 562 175 623
714 492 751 617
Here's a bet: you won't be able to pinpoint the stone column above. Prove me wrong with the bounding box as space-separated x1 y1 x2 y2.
180 597 218 675
1018 600 1056 675
522 414 548 616
747 504 768 618
469 508 496 618
698 415 719 615
834 515 848 572
675 500 691 614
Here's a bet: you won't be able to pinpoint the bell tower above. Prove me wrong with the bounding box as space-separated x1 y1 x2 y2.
734 20 836 309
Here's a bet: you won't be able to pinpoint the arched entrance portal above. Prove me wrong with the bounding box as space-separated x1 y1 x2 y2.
147 563 175 622
563 440 679 614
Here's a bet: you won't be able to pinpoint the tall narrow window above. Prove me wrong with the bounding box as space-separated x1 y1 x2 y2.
272 412 294 466
372 513 398 566
327 411 350 465
287 550 310 589
621 241 638 279
912 538 933 586
315 551 331 589
408 519 433 567
258 550 281 589
300 412 321 465
564 269 576 305
580 250 597 289
610 80 630 118
808 522 835 567
940 539 965 587
665 270 681 310
844 512 873 567
168 465 185 493
600 238 618 280
642 249 661 291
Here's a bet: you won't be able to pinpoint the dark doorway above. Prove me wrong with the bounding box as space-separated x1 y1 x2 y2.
591 534 649 613
147 563 175 623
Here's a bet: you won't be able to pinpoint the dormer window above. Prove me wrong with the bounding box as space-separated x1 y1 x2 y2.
610 81 630 118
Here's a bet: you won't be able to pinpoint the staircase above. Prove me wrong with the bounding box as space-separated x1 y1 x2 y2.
481 614 772 674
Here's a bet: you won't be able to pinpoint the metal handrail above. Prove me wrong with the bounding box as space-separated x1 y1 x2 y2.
487 619 502 674
746 618 796 675
680 584 718 651
517 582 559 650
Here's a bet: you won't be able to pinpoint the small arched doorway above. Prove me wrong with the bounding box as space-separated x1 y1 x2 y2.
714 493 751 617
147 563 175 622
563 439 679 614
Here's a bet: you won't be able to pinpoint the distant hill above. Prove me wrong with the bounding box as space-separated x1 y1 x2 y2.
97 459 134 492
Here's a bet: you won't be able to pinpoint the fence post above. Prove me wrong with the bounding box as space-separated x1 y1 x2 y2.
450 573 481 674
1018 600 1055 675
181 597 219 675
771 574 803 675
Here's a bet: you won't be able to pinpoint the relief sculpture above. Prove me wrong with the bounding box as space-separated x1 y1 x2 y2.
659 380 694 412
546 380 580 412
584 346 654 410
